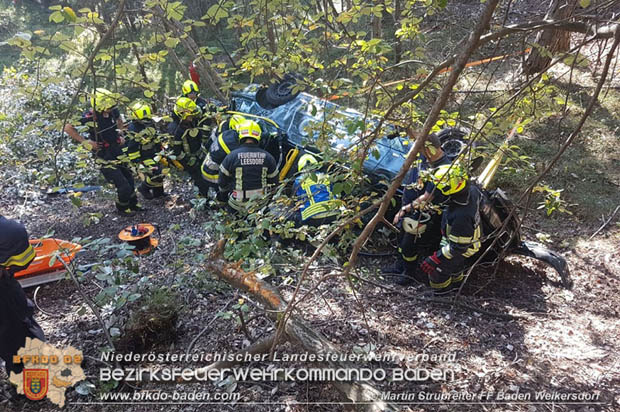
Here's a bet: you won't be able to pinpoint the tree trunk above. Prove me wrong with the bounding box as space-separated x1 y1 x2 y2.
393 0 402 63
193 240 400 412
153 6 226 102
523 0 579 75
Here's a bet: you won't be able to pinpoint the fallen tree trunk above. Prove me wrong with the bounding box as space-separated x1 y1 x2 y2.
193 240 399 412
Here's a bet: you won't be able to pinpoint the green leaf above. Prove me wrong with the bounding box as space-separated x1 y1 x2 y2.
166 2 186 21
49 11 65 23
71 196 82 207
128 293 141 302
580 0 590 7
164 37 179 48
144 90 154 98
203 3 229 23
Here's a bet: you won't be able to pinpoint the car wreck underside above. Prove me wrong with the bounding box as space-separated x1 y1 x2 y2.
226 82 571 288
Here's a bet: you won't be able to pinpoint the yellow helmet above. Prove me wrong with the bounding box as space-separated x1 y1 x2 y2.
174 97 200 120
297 153 318 172
229 114 246 131
182 80 199 96
129 101 152 120
431 164 468 195
237 120 262 142
90 88 117 112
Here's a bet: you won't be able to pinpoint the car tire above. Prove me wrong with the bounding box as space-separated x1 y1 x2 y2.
256 74 301 109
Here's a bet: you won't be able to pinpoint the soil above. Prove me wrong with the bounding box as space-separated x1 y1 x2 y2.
0 164 617 412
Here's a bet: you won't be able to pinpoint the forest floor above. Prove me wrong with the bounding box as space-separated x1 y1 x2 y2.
1 1 619 412
0 173 618 412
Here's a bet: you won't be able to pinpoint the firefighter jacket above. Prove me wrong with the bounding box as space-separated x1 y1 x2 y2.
218 143 278 208
293 173 342 221
123 119 161 167
436 184 482 265
0 216 35 272
79 108 123 161
167 119 207 168
402 154 450 206
201 129 240 184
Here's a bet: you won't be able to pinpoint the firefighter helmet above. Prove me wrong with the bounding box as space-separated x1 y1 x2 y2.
431 164 468 195
90 88 117 112
129 101 152 120
237 120 262 142
182 80 199 96
174 97 200 120
297 153 318 172
228 114 246 131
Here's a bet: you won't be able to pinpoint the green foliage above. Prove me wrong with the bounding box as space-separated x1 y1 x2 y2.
533 185 573 217
72 237 147 336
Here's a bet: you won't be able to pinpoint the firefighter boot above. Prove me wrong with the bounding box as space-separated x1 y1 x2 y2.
138 182 154 200
381 258 405 274
128 193 146 212
116 201 135 216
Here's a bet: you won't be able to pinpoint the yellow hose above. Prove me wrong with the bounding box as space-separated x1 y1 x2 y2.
279 148 299 181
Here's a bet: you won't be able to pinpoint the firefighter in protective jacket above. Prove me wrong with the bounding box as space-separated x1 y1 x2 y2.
0 216 46 377
419 164 482 295
123 102 166 199
385 134 450 285
218 120 279 213
64 88 142 215
201 114 246 189
167 97 211 196
292 153 342 227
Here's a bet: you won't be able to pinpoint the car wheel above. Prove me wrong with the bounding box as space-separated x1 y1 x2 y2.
256 74 302 109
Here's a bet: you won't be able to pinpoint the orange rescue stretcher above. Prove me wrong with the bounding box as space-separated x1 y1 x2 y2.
14 239 82 288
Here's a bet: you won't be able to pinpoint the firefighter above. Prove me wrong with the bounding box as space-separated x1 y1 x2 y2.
181 79 219 130
181 80 209 113
123 102 166 199
214 113 246 135
200 114 246 190
383 134 450 285
418 164 482 295
0 216 46 378
167 97 211 196
64 88 143 216
292 153 342 227
218 120 279 213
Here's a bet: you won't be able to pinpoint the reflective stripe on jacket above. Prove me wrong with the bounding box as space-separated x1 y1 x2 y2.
294 174 341 221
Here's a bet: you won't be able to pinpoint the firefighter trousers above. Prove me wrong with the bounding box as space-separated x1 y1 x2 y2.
0 271 46 375
100 164 136 208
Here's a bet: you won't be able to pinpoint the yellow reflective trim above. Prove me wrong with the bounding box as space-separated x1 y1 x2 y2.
143 159 156 166
267 168 279 179
1 244 36 268
128 152 141 159
218 164 230 177
218 133 231 154
452 273 464 282
447 226 481 244
463 241 481 258
301 200 340 220
430 278 452 289
201 169 219 181
235 168 243 191
403 254 418 262
441 244 453 259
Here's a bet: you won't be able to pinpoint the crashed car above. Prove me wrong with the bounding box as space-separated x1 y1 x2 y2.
226 81 570 287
